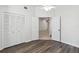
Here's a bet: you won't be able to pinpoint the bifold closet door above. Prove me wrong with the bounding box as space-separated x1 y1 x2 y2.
0 14 2 49
2 14 19 48
9 14 25 46
14 15 25 43
32 17 39 40
2 14 10 48
1 13 25 49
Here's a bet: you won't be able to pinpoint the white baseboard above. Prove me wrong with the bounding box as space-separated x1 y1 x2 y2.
62 41 79 48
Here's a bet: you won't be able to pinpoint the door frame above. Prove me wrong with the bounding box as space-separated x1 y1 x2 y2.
38 17 52 39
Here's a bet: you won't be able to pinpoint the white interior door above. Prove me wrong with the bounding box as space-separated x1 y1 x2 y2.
51 16 61 41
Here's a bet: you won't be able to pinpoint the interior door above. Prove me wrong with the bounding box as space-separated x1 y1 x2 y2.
51 16 61 41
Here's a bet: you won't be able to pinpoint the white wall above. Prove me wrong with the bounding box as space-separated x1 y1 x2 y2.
55 5 79 47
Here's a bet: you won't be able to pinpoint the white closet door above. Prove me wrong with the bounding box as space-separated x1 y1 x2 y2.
0 14 2 49
32 17 39 40
15 15 25 43
8 14 25 46
24 15 32 42
1 13 25 49
9 14 25 46
8 15 18 46
2 14 10 48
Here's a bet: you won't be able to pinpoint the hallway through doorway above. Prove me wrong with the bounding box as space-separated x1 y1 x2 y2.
39 17 51 40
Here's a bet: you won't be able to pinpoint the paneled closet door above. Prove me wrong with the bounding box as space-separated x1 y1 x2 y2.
15 15 25 43
9 14 25 46
32 17 39 40
0 14 3 50
2 14 10 48
9 14 18 46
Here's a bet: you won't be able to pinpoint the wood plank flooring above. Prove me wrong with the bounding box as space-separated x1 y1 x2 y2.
0 40 79 53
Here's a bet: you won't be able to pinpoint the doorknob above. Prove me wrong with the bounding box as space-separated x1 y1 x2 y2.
50 34 52 37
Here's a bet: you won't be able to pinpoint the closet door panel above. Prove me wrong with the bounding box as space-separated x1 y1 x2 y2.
0 14 2 49
32 17 39 40
9 14 25 46
9 15 18 45
15 15 25 43
2 14 9 48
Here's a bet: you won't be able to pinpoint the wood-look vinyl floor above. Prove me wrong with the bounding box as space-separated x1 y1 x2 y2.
0 40 79 53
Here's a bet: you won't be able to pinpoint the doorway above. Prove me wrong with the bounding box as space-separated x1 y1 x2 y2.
39 17 51 40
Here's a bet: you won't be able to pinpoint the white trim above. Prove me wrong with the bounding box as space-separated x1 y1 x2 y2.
62 41 79 48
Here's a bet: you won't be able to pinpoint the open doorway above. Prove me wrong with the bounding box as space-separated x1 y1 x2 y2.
39 17 51 40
